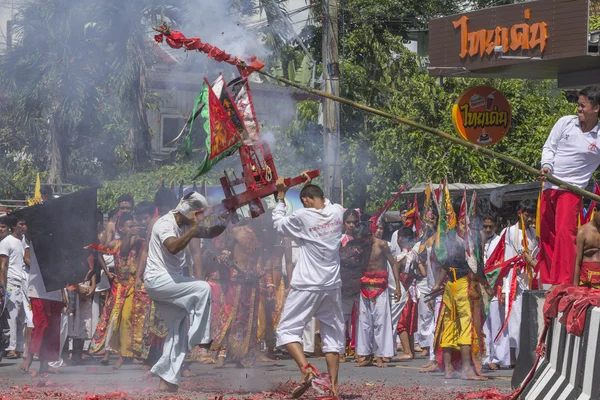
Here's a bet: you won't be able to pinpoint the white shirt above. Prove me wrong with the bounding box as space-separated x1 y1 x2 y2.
503 224 538 294
483 233 502 264
273 199 344 290
541 115 600 190
0 235 26 287
386 241 396 291
145 212 190 278
27 244 62 302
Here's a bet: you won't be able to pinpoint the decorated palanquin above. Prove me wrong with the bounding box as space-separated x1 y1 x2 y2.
152 23 319 220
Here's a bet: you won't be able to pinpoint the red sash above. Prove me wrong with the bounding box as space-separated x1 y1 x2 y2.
360 270 389 299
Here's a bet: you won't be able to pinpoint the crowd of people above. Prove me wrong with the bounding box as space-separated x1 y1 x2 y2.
0 85 599 397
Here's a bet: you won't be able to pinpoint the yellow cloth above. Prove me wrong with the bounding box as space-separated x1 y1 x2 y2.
109 285 135 357
440 276 472 350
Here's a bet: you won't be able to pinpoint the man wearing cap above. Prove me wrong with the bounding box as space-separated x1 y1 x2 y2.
143 191 228 392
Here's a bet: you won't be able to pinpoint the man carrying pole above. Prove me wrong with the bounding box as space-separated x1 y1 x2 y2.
538 86 600 286
273 173 345 398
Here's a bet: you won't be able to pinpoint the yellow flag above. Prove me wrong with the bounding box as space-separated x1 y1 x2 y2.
27 174 42 206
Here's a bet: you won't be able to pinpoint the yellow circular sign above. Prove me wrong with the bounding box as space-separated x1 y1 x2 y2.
452 86 511 146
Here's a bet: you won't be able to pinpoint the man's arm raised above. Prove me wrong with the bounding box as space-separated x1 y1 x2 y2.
273 177 304 237
163 213 227 255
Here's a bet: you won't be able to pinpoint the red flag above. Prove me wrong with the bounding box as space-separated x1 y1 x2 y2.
412 193 421 237
370 184 409 232
153 24 264 77
205 77 242 162
456 189 468 239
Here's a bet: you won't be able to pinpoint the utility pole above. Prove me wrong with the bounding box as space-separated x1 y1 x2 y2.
322 0 341 203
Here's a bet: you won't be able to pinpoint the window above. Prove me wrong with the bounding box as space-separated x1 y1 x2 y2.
161 116 186 149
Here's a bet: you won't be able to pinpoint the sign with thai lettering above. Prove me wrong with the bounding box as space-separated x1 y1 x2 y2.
427 0 590 81
452 86 511 146
452 12 548 59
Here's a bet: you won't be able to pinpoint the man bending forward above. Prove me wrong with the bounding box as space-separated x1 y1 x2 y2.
273 177 345 398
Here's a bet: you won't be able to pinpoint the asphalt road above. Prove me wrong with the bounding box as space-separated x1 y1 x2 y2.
0 354 514 399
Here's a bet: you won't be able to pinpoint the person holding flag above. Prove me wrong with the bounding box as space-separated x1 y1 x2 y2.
502 200 537 365
481 213 510 370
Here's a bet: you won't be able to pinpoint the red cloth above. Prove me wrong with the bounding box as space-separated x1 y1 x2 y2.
397 295 418 335
537 189 582 285
544 284 600 336
580 261 600 288
29 298 62 361
360 270 389 299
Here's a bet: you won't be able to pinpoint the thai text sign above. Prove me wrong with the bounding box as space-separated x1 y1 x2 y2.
452 86 511 146
453 11 548 59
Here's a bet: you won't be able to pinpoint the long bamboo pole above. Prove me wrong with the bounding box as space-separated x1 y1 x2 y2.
257 70 600 203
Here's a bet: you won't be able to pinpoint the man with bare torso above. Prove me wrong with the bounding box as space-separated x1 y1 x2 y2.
355 222 401 367
207 219 262 368
574 206 600 288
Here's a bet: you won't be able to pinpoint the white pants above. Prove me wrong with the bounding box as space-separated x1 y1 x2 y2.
389 289 406 353
508 290 523 356
428 296 442 361
6 284 25 352
483 297 510 366
277 288 345 354
357 292 394 358
415 280 436 353
49 311 69 368
21 285 34 329
145 272 212 385
302 318 316 353
68 287 94 340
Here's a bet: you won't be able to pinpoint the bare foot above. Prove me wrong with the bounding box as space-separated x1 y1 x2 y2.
420 362 442 373
256 353 275 362
182 368 196 377
392 354 414 361
214 356 226 369
158 378 178 392
414 345 423 352
382 357 391 363
19 362 31 373
356 356 374 367
339 354 346 363
462 370 488 381
445 368 461 379
39 366 60 375
488 363 499 371
418 348 430 357
113 356 124 370
375 357 387 368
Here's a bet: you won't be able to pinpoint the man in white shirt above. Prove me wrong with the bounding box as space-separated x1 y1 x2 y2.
539 86 600 286
143 192 228 392
503 200 538 363
273 178 345 398
0 215 27 359
481 214 510 370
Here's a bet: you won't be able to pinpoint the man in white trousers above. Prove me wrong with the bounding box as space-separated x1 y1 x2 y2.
143 192 228 392
481 214 510 370
273 176 345 398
